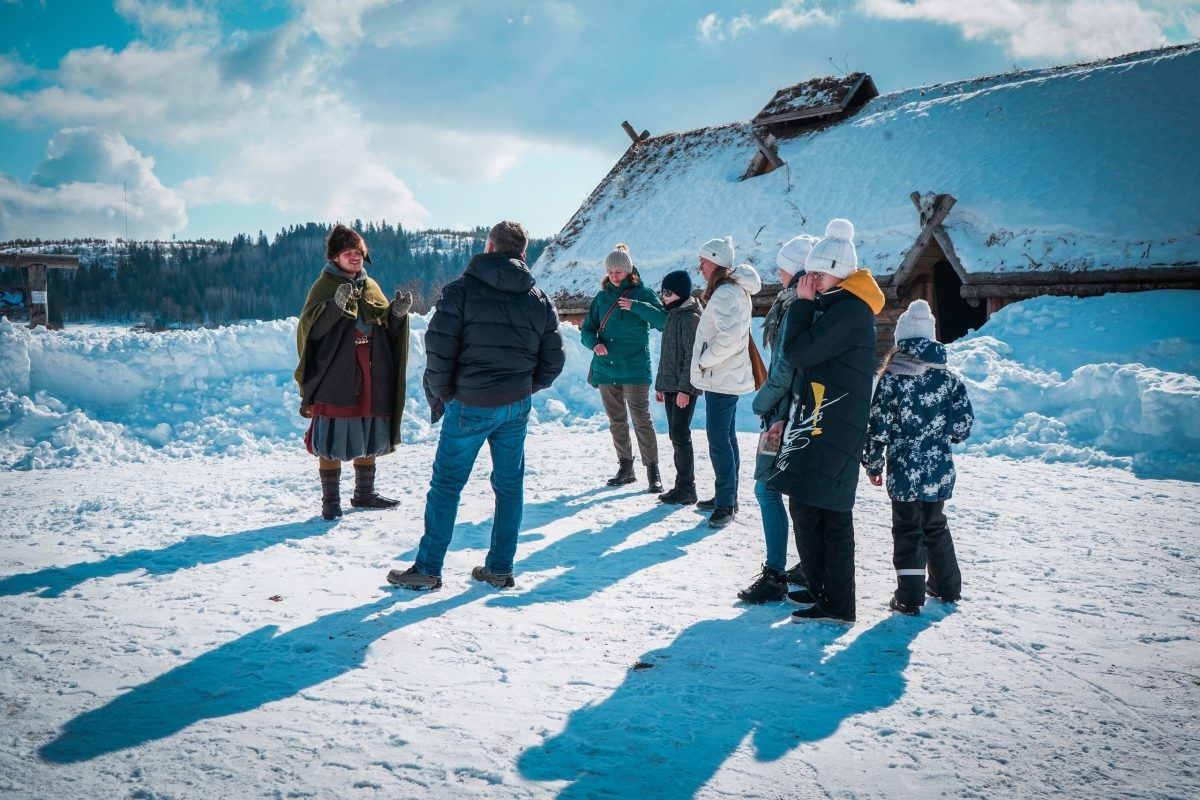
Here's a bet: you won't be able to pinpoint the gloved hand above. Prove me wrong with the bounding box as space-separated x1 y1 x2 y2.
334 282 362 318
391 289 413 318
429 398 445 424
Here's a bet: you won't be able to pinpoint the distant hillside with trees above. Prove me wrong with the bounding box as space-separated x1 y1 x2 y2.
0 221 551 327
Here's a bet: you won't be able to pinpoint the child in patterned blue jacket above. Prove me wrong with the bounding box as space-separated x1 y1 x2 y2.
863 300 973 616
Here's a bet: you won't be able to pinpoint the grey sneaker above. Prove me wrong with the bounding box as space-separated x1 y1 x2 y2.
386 565 442 591
471 566 515 589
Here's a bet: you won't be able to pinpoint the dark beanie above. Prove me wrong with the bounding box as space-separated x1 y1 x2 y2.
661 269 692 298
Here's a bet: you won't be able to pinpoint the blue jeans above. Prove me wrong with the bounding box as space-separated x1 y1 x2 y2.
414 397 531 577
704 391 740 507
755 479 789 572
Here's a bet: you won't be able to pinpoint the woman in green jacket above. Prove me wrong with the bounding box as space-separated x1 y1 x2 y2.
581 243 666 491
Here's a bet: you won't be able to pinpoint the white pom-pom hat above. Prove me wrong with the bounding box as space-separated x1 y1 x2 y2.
804 218 858 279
776 234 819 277
894 299 938 343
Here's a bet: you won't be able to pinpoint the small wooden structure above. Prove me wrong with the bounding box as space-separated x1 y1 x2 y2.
0 253 80 328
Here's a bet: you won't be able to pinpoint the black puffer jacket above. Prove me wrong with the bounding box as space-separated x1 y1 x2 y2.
423 251 565 421
765 270 884 512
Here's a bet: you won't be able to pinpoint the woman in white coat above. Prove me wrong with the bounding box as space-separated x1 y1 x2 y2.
690 235 762 528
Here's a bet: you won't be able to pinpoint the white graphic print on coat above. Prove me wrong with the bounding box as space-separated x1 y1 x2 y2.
772 381 849 476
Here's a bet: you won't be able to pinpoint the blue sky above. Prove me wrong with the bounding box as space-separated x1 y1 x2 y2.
0 0 1196 241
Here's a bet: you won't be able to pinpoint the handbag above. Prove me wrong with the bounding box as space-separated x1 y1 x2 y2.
587 288 635 388
748 333 768 391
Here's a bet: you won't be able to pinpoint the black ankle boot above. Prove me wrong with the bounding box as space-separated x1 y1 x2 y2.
351 463 400 509
737 565 787 604
646 464 663 493
606 458 636 486
320 468 342 520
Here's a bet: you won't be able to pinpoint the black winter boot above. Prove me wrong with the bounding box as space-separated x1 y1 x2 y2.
606 459 636 486
659 487 698 505
320 468 342 520
646 464 664 493
350 463 400 509
737 566 787 604
708 506 736 528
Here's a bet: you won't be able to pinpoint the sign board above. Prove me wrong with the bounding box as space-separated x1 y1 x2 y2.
30 290 48 304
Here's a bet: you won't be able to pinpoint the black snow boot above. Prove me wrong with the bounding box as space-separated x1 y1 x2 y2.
659 486 698 505
320 468 342 520
708 506 736 529
606 458 636 486
350 463 400 509
737 566 787 604
646 464 664 493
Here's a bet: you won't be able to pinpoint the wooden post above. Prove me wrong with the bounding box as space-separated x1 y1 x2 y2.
621 121 640 144
749 129 785 169
27 264 48 328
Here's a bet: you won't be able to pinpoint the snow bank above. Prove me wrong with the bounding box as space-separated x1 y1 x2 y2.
1 290 1198 479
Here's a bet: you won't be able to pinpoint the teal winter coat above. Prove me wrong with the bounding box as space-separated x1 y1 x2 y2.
581 275 665 386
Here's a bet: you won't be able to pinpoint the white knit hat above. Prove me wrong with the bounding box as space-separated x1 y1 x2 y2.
699 236 734 269
894 299 937 343
804 218 858 279
776 234 819 277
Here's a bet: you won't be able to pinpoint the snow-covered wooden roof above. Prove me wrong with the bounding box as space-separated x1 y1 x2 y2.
535 44 1200 297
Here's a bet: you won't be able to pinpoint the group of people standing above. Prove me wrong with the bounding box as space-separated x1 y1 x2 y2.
295 217 974 623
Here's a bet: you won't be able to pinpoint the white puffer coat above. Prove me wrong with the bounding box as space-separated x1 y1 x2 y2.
690 263 762 395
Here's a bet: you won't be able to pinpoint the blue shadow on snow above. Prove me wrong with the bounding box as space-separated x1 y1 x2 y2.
519 605 951 798
0 519 333 598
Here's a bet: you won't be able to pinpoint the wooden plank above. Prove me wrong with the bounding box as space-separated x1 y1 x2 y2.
621 121 639 144
748 129 785 169
0 253 80 269
962 264 1200 287
27 264 47 328
961 280 1200 300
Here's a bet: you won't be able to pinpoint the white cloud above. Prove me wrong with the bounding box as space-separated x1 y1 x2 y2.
180 124 430 228
857 0 1176 61
0 127 186 239
730 14 756 36
763 0 836 30
0 53 35 87
697 12 725 42
295 0 401 47
114 0 213 35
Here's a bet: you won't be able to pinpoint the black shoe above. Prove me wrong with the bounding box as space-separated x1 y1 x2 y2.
697 498 738 512
791 603 854 623
786 588 817 606
471 566 515 589
319 468 342 520
708 506 735 528
926 582 960 603
606 459 636 486
737 566 787 604
658 488 697 505
889 596 921 616
646 464 664 494
386 565 441 591
784 563 806 586
350 463 399 509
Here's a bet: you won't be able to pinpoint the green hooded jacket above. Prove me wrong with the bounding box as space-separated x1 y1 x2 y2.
580 272 665 386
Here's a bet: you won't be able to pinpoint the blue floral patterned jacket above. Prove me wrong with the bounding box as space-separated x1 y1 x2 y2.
862 337 974 502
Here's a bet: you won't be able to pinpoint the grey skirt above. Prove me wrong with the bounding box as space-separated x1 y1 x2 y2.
307 415 394 461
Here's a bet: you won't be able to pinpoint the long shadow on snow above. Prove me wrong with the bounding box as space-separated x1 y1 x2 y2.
487 503 705 608
391 485 641 561
38 498 702 762
37 588 479 763
519 605 951 798
0 519 332 598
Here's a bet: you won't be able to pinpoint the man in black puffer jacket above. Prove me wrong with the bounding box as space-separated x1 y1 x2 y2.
387 221 565 591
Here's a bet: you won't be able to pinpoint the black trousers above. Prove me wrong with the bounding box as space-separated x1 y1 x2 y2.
788 499 856 621
891 500 962 606
663 393 697 492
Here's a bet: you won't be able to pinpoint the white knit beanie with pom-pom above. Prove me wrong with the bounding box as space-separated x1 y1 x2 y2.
804 218 858 279
776 234 819 277
699 236 735 270
894 299 938 343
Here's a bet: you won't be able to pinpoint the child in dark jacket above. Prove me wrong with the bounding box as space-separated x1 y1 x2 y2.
863 300 974 615
653 270 703 504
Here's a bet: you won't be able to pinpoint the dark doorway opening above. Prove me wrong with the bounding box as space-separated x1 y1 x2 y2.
933 260 986 342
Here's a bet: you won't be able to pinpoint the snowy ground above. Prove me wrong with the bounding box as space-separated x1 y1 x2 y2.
2 428 1198 799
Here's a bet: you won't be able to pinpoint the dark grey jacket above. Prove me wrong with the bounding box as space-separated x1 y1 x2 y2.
423 251 565 422
654 297 702 395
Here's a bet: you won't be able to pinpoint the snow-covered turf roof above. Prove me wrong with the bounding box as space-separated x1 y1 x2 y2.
536 44 1200 297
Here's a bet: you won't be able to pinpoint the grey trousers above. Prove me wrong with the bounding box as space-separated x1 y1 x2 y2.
599 383 659 465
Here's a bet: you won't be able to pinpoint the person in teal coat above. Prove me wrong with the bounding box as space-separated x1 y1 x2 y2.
581 243 666 491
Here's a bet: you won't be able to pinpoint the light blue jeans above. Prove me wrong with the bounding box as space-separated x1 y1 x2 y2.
414 397 531 577
755 479 790 572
